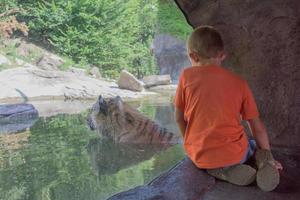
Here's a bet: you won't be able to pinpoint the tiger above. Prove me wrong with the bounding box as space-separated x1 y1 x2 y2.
87 95 180 144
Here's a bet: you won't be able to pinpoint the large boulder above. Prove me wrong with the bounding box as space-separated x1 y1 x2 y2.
117 70 144 92
175 0 300 148
0 54 11 65
36 53 64 71
142 74 171 88
89 66 101 79
152 34 190 83
0 103 39 134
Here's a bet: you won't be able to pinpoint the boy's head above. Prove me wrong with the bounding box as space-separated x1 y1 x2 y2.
187 25 225 65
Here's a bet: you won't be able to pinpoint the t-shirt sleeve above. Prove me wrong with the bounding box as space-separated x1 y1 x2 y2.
240 80 260 120
174 71 185 112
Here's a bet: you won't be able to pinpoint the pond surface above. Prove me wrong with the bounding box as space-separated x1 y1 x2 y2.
0 98 184 200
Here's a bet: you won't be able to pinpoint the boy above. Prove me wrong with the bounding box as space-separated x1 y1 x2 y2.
174 26 283 191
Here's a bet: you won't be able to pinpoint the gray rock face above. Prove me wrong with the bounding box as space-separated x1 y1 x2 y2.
142 74 171 88
175 0 300 148
0 103 39 134
152 34 190 83
0 67 155 103
117 70 144 92
89 66 101 79
37 53 64 70
0 54 11 65
68 67 86 76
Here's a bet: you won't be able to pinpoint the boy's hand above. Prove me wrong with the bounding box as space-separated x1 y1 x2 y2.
273 160 283 170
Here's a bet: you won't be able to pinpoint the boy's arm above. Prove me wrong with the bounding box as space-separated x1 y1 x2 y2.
247 117 283 170
247 117 270 150
175 108 186 138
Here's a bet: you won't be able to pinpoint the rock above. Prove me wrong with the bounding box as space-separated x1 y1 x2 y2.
15 58 25 66
68 67 86 76
0 103 39 134
108 157 216 200
16 41 43 62
152 34 190 83
89 66 101 79
0 67 156 102
36 53 64 71
117 70 144 92
175 0 300 148
147 84 177 95
108 149 300 200
142 74 171 88
0 54 11 65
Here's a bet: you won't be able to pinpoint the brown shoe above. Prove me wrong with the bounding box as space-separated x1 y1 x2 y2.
207 164 256 186
255 149 280 191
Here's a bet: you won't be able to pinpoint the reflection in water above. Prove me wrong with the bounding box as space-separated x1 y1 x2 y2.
87 138 172 176
0 102 184 200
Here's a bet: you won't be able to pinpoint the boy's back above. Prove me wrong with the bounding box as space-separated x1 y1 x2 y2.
174 25 282 191
175 64 259 169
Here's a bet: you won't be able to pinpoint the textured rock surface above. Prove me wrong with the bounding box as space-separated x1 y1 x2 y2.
68 67 86 76
142 74 171 88
37 53 64 71
0 103 38 134
147 84 177 95
175 0 300 148
89 66 101 79
152 34 190 83
0 54 11 65
117 70 144 92
0 67 156 103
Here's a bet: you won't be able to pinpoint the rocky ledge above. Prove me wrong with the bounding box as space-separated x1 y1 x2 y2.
0 66 159 103
108 148 300 200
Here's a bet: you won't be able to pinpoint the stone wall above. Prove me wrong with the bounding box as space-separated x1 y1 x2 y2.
152 34 190 83
175 0 300 148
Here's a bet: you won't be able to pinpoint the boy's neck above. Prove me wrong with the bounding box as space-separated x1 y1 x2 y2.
191 58 222 67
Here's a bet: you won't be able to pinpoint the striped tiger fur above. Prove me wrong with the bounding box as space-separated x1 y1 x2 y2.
87 95 180 144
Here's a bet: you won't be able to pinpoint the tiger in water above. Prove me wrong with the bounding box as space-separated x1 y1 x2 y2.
87 95 180 144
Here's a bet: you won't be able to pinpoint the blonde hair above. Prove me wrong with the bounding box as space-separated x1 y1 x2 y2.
187 25 224 59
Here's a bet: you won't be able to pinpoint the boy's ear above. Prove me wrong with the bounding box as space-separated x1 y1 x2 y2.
219 51 226 61
188 52 199 62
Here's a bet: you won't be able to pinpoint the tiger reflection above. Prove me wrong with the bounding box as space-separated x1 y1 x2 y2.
87 95 180 144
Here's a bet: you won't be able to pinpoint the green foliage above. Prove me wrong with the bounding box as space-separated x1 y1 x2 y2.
157 0 192 40
1 0 191 78
14 0 159 78
0 0 18 14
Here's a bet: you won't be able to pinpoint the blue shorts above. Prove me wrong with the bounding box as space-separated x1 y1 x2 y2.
240 139 256 164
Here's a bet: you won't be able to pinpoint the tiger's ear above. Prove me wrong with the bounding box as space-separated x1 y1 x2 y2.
98 95 108 116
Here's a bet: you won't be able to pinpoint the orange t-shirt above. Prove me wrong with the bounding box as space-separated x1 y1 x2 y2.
174 65 259 169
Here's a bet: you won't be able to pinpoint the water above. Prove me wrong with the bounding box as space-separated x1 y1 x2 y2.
0 100 184 200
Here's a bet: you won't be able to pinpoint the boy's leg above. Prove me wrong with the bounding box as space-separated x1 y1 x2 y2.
207 139 257 186
207 164 256 186
255 149 280 191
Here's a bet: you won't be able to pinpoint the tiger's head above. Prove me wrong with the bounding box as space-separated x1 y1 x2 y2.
87 95 147 142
